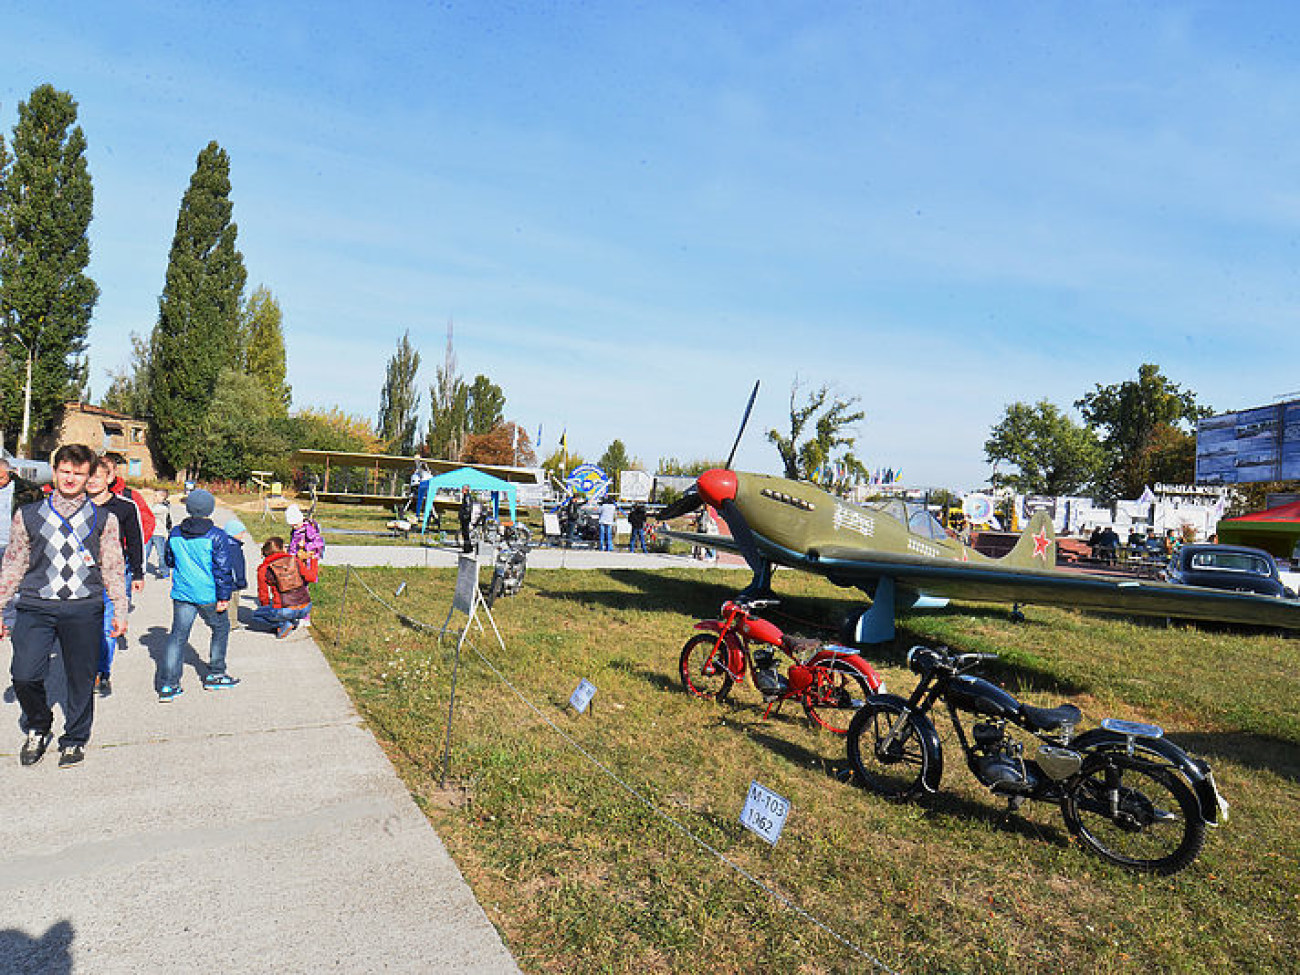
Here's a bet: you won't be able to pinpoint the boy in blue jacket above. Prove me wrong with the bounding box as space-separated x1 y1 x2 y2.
159 489 237 701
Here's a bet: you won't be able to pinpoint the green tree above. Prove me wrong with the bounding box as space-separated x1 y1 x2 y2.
377 330 421 455
241 285 290 413
656 457 727 476
984 400 1104 495
197 368 286 480
598 439 631 474
1075 364 1207 500
767 379 865 482
542 447 584 483
426 321 467 459
99 332 152 416
466 374 505 435
149 141 247 477
0 85 98 453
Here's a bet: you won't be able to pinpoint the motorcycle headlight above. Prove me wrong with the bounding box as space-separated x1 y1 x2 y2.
907 645 938 675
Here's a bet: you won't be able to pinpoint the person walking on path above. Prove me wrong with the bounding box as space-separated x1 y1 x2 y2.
628 502 648 553
146 489 172 578
0 457 42 565
598 496 617 552
85 459 144 697
0 444 127 768
250 536 317 638
223 517 251 630
102 452 155 559
159 489 237 701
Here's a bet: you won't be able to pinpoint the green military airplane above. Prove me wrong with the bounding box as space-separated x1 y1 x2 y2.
662 468 1300 642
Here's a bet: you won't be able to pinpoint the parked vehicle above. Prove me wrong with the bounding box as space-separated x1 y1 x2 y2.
679 598 884 733
846 644 1228 874
485 524 530 607
1165 543 1294 598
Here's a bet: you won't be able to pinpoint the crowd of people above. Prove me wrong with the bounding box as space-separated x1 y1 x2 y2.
1 445 318 768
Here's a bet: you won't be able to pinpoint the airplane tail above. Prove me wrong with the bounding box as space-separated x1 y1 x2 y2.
1001 510 1056 569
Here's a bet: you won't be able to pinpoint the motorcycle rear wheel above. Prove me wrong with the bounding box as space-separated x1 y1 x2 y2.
679 634 735 701
1062 752 1206 875
802 663 873 734
845 698 934 802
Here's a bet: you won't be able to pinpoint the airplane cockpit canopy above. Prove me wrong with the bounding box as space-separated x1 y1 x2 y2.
865 499 950 541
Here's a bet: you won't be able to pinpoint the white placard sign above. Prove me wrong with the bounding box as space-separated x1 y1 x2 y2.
740 780 790 846
569 678 596 713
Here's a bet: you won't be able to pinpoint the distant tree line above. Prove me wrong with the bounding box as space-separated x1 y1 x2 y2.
985 364 1208 501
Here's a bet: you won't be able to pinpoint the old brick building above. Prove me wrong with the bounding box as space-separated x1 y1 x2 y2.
32 402 159 480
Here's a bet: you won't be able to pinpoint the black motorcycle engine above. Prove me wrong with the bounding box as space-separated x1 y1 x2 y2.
972 721 1038 793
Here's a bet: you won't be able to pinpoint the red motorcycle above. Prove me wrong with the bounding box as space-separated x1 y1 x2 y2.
679 599 885 733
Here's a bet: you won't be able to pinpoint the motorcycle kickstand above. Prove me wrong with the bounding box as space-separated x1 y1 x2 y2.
996 795 1027 830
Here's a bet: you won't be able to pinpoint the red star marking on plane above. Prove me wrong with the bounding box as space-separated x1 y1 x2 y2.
1032 529 1051 560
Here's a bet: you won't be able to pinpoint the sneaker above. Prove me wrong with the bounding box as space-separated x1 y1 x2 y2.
20 730 52 766
58 745 84 768
158 685 183 703
276 622 293 639
203 674 240 690
96 674 112 697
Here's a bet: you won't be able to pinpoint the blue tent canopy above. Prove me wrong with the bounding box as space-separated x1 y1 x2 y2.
419 467 518 531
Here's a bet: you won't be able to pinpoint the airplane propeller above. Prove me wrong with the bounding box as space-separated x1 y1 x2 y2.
655 380 759 522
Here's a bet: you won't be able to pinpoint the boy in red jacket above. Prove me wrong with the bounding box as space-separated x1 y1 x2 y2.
252 536 316 638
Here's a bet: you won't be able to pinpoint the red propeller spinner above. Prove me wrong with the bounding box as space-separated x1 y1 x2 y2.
697 469 738 507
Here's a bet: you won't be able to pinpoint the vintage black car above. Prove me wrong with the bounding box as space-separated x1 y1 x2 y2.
1165 543 1295 598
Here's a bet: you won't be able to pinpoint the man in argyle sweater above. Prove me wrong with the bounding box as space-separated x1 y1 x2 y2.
0 444 128 768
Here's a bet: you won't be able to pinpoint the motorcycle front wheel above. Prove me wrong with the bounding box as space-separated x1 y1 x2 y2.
679 634 735 701
845 697 935 802
802 663 873 734
1062 752 1206 875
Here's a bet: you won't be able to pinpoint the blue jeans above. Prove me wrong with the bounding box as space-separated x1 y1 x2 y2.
161 600 230 687
249 604 311 633
146 536 169 577
599 524 613 551
629 528 647 553
97 589 117 676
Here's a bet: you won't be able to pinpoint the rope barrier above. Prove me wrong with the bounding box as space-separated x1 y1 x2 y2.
341 567 902 974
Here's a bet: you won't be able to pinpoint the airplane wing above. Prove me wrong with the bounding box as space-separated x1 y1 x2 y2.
808 543 1300 631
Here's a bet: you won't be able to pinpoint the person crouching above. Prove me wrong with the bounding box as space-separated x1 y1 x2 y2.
251 537 316 638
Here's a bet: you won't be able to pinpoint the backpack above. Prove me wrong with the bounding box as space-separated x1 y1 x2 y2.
267 555 305 594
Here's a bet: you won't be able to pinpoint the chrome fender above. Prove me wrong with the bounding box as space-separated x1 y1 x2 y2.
806 647 887 694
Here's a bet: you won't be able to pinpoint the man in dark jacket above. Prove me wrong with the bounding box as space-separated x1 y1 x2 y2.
159 489 236 700
86 459 144 696
458 486 474 553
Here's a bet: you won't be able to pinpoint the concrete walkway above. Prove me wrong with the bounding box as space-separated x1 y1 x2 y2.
326 541 746 571
0 539 521 973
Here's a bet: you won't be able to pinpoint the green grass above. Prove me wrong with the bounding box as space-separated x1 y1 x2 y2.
311 565 1300 974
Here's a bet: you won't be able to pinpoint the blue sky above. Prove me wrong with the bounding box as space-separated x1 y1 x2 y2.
4 2 1299 488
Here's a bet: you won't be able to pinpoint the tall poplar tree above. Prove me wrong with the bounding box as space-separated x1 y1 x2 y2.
377 330 421 455
241 284 291 413
149 141 247 476
0 84 98 453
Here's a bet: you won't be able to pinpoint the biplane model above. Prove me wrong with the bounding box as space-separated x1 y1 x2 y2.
290 449 541 511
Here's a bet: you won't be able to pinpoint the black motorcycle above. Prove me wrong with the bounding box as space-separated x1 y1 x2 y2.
845 645 1228 875
485 524 530 607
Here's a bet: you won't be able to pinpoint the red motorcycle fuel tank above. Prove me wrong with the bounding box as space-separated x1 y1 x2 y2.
738 616 783 645
947 674 1021 719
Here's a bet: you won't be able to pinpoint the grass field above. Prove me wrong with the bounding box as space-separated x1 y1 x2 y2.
311 563 1300 974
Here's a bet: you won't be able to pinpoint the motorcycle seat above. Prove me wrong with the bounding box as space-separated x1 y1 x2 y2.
1019 702 1082 732
780 634 821 656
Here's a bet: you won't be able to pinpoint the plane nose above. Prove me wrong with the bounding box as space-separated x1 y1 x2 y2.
697 469 737 507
